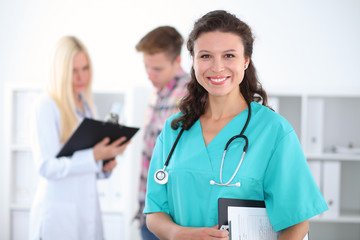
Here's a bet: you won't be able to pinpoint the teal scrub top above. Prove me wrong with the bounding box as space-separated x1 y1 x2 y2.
144 102 328 232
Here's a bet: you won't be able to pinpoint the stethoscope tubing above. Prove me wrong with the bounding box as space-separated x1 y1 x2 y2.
164 128 185 166
155 101 252 186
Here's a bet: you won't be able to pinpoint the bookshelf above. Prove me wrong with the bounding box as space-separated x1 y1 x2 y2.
269 93 360 240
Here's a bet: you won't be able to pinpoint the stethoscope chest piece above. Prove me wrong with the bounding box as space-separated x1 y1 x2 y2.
154 169 168 184
153 102 251 187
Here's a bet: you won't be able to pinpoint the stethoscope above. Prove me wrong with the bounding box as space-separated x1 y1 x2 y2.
154 101 251 187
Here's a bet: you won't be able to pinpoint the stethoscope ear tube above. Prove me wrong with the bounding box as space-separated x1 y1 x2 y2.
225 134 248 152
155 102 251 186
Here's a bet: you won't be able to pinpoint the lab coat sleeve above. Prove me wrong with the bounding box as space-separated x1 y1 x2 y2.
30 95 101 180
263 130 328 232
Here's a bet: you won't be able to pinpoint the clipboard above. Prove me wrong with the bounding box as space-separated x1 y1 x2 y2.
218 198 309 240
218 198 265 229
56 118 139 157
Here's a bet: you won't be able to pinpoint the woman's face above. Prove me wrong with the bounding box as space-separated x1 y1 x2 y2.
72 51 90 96
193 31 250 98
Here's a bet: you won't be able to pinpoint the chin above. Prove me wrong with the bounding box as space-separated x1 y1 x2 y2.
74 90 85 96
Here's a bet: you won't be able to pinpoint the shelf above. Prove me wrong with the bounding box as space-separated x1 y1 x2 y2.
10 204 30 211
9 204 125 216
311 215 360 224
10 145 31 152
306 153 360 162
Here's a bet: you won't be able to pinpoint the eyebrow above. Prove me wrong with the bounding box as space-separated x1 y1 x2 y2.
197 49 237 54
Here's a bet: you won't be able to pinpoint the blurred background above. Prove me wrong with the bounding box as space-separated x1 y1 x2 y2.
1 0 360 239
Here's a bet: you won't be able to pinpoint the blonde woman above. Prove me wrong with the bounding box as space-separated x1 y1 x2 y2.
29 36 129 240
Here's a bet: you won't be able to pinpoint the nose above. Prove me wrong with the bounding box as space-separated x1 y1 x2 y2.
73 71 80 82
73 70 85 83
146 69 156 81
211 57 224 73
79 70 86 81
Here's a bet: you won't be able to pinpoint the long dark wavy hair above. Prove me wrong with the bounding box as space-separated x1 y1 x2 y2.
171 10 269 130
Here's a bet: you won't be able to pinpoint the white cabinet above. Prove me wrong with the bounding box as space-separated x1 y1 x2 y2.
3 82 150 240
269 93 360 240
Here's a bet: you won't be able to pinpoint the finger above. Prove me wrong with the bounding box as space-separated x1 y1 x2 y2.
107 161 117 171
207 228 229 238
209 237 229 240
108 160 117 169
111 136 127 146
103 161 115 172
100 137 110 145
103 165 110 172
120 140 131 148
117 140 131 154
211 225 219 229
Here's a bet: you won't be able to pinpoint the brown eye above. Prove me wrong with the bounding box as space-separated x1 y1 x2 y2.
200 54 210 59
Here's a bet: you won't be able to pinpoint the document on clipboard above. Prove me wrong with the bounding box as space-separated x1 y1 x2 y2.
56 118 139 157
218 198 308 240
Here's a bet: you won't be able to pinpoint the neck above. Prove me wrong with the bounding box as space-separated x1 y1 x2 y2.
74 93 84 112
158 67 181 92
205 93 248 121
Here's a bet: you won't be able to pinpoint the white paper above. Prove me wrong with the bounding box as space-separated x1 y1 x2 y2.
228 206 308 240
228 206 278 240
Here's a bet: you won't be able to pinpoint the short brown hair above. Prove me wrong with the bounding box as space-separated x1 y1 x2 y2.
136 26 184 61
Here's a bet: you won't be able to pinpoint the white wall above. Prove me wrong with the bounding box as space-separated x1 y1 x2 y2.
1 0 360 92
1 0 360 238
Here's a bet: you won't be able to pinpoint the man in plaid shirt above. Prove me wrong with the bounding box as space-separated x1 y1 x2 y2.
135 26 190 240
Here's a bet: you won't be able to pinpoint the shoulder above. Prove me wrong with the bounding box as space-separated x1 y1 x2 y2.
178 70 191 83
251 102 294 135
32 93 59 119
159 112 183 135
33 93 57 110
175 70 190 89
164 112 183 128
156 112 184 146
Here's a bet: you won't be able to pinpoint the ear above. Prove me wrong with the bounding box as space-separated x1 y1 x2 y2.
175 55 181 64
245 57 250 67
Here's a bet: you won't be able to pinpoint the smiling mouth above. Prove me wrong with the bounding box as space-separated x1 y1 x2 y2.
209 77 226 82
208 76 229 84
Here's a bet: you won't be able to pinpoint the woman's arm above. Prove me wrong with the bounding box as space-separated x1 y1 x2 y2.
31 95 127 180
146 212 229 240
31 96 98 179
279 220 309 240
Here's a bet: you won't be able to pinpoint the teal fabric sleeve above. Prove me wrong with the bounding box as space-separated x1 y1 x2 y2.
264 130 328 232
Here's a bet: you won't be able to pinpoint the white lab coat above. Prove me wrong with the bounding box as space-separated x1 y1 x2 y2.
29 94 108 240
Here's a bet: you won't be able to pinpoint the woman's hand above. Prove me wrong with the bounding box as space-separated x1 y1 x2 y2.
147 212 229 240
102 159 117 172
93 136 130 162
173 225 229 240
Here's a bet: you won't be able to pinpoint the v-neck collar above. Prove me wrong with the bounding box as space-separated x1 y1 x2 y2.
197 104 250 149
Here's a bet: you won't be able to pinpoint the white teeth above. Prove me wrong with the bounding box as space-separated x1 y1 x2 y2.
210 77 226 82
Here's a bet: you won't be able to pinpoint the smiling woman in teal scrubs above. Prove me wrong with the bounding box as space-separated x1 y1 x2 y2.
144 10 328 240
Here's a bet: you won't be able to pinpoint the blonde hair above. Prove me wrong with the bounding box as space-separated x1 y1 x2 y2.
47 36 95 143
